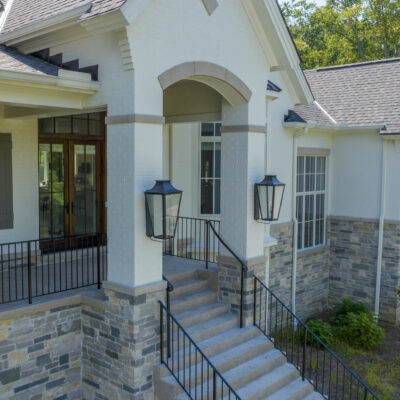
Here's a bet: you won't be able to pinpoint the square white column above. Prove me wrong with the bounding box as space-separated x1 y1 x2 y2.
107 120 164 287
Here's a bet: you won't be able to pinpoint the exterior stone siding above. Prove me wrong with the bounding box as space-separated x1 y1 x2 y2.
270 222 329 321
328 217 400 323
0 301 82 400
82 282 166 400
217 255 266 327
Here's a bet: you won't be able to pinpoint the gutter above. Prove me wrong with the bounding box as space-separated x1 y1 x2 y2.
375 140 388 319
0 68 100 93
291 128 307 316
0 2 92 45
283 121 385 132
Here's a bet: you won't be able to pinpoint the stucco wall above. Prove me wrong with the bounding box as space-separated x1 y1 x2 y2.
0 119 38 245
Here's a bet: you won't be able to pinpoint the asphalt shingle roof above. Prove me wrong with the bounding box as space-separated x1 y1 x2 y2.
0 44 59 75
1 0 127 35
289 58 400 135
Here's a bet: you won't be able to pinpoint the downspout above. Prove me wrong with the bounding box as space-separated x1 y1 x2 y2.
375 140 388 319
291 128 307 315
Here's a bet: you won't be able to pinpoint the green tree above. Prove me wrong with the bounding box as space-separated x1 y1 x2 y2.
280 0 400 68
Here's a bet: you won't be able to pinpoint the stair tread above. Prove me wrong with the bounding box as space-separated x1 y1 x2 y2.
186 312 237 336
302 391 325 400
236 363 297 398
171 289 216 305
223 349 284 382
263 376 312 400
199 326 258 351
176 302 229 323
209 335 271 366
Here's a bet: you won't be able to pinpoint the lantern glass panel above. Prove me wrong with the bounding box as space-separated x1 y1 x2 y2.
273 186 285 220
165 193 181 237
146 193 163 238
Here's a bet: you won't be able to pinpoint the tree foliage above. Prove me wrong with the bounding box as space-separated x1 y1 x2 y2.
280 0 400 68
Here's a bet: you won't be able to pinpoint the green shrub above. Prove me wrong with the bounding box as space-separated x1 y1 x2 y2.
336 312 385 350
305 319 334 347
333 298 369 324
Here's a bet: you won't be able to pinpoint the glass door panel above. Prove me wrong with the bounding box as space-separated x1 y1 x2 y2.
39 143 66 238
72 143 97 235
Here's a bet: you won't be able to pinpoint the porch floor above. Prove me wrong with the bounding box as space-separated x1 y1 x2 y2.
162 255 217 281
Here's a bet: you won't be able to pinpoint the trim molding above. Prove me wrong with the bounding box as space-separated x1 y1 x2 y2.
297 147 330 156
105 114 165 125
221 125 266 134
217 254 267 268
158 61 252 103
103 280 167 297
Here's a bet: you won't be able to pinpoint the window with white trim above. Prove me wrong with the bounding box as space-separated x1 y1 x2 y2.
296 155 327 250
200 123 221 215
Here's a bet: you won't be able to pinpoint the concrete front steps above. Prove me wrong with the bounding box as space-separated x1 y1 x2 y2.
154 267 324 400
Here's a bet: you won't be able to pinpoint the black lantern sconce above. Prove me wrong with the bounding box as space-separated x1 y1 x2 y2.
254 175 285 222
145 180 182 239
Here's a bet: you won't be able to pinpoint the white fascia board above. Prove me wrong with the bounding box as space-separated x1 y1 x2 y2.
283 121 385 133
0 68 100 93
381 134 400 140
0 2 92 45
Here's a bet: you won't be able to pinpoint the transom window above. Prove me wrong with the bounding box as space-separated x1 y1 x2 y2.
296 155 327 250
200 123 221 215
38 112 105 137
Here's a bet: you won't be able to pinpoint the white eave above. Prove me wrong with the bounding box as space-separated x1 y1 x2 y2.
0 2 93 45
283 121 386 133
0 67 100 94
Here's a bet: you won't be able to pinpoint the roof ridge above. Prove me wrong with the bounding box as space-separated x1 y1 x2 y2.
306 57 400 72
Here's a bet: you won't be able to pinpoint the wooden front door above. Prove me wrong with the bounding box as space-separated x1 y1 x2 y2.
38 113 106 241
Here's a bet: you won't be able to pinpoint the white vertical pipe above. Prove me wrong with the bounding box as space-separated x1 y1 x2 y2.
291 129 307 315
375 140 388 318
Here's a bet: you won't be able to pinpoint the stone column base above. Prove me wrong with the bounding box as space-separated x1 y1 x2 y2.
217 255 267 327
82 280 166 400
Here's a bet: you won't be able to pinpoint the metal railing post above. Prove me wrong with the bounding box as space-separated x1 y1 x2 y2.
213 369 217 400
167 288 171 358
205 221 209 269
160 304 164 363
240 266 245 328
253 278 257 326
27 241 32 304
97 233 101 289
302 327 307 381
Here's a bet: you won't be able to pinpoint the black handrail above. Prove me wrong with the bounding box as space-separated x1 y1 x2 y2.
253 275 379 400
0 233 107 305
207 221 248 329
159 301 241 399
162 275 174 358
163 216 221 267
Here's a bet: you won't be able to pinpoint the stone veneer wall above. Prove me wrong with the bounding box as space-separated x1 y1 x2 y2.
329 217 400 323
0 298 83 400
81 282 166 400
269 222 329 320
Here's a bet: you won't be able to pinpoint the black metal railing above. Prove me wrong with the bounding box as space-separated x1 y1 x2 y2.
207 221 247 329
163 216 220 267
162 274 175 358
160 301 241 400
253 276 379 400
0 233 107 305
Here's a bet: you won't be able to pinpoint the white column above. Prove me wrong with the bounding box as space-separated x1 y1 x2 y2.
220 102 266 260
107 120 164 287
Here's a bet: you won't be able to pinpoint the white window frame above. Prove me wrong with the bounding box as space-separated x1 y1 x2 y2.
198 122 221 218
296 153 328 251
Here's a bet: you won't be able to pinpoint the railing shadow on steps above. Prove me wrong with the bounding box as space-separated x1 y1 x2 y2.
253 275 379 400
159 301 241 400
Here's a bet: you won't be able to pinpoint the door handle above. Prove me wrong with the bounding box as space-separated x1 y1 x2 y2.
65 203 69 215
71 202 75 214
